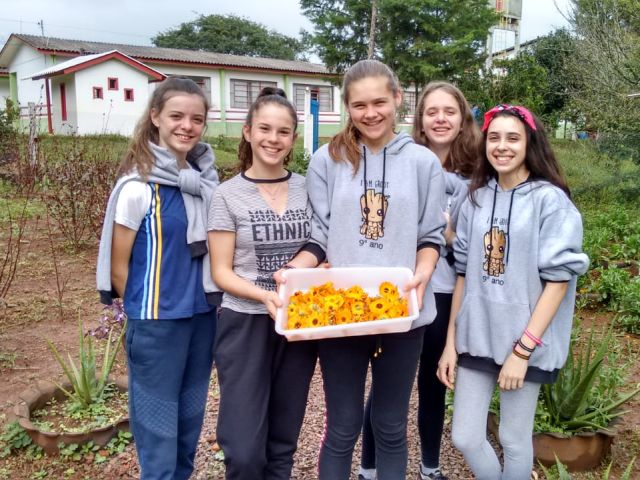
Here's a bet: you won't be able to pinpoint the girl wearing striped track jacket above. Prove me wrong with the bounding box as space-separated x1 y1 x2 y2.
98 77 219 480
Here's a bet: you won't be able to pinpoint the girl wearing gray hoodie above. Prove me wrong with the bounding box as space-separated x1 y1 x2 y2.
278 60 446 480
437 105 589 479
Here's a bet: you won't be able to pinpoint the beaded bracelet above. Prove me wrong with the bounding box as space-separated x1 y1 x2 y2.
524 328 542 346
512 344 531 361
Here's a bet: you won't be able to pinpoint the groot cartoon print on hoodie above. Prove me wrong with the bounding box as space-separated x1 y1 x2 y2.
360 188 388 240
483 226 506 277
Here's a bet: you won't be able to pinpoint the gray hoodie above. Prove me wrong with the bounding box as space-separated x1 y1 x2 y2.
454 178 589 381
305 132 446 329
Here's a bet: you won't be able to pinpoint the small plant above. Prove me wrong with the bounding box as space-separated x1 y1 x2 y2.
537 322 640 434
539 455 636 479
46 316 125 410
0 421 43 459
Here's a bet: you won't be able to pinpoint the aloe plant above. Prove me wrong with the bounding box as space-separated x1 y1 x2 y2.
46 316 125 409
538 322 640 434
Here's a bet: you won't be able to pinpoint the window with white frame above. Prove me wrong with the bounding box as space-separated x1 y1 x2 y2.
230 79 277 109
293 84 333 112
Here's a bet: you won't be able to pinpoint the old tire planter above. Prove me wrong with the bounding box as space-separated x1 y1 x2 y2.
487 413 614 472
12 376 129 455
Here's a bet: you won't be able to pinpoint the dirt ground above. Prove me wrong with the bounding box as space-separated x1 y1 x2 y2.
0 218 638 479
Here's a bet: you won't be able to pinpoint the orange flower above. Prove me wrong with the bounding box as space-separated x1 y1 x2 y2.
379 281 399 299
369 296 390 317
335 307 352 325
286 281 409 329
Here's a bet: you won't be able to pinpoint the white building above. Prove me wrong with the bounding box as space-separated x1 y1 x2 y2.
26 51 165 135
0 33 347 137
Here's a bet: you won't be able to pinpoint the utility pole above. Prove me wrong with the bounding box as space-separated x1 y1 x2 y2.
37 20 44 36
368 0 377 59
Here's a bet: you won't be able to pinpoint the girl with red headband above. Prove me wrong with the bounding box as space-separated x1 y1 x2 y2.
437 104 589 479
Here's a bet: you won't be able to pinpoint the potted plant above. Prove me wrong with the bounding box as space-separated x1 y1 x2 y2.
12 310 128 455
489 321 640 472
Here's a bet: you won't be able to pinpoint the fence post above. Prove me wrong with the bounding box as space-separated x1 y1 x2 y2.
28 102 38 168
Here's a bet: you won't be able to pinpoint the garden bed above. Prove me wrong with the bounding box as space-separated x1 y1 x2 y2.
1 136 639 479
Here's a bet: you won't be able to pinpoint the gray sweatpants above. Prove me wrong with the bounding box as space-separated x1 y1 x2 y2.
451 366 541 480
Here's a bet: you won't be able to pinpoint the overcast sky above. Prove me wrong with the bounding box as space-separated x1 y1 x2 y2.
0 0 572 56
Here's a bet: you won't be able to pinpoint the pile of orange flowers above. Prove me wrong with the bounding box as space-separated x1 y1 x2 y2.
286 281 408 330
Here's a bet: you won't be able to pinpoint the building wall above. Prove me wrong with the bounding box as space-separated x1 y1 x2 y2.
0 77 9 108
8 44 344 137
49 74 78 134
74 60 151 135
145 62 342 137
9 44 54 120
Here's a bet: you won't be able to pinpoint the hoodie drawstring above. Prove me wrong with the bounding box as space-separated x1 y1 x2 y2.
362 145 388 229
505 189 515 265
488 182 516 266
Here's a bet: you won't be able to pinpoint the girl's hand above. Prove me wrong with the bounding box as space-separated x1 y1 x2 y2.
405 271 428 310
498 354 528 390
261 290 282 320
437 344 458 389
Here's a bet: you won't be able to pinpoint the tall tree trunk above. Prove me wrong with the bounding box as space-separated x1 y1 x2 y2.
368 0 378 59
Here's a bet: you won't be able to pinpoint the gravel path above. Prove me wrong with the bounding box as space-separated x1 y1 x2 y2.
104 366 479 479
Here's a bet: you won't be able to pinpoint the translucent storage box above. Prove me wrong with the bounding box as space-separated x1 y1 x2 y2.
275 267 419 341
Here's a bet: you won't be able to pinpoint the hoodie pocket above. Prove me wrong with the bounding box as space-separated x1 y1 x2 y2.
455 294 531 364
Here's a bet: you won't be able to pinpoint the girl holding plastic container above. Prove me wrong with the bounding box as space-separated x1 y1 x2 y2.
278 59 446 480
96 77 219 479
359 81 480 480
437 104 589 479
207 87 317 480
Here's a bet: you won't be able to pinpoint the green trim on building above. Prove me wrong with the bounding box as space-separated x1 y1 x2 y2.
9 72 18 103
283 74 290 97
219 70 226 124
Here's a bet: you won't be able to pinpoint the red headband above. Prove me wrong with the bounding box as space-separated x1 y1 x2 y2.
482 104 537 132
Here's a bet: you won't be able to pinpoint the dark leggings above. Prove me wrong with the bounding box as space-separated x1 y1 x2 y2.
361 293 451 470
318 327 425 480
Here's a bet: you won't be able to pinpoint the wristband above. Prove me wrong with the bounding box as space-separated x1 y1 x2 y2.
516 338 535 353
524 328 542 346
512 344 531 361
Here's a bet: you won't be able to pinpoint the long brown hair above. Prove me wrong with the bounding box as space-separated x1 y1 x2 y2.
469 110 570 201
328 59 401 172
118 77 209 178
237 87 298 172
412 81 480 177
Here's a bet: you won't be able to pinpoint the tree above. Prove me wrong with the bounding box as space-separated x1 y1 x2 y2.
301 0 496 92
300 0 376 73
152 14 306 61
566 0 640 160
379 0 496 96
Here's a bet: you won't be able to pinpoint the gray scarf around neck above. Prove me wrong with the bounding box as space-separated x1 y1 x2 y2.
96 141 220 304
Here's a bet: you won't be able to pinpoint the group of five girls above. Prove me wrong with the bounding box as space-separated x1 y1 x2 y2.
99 57 588 480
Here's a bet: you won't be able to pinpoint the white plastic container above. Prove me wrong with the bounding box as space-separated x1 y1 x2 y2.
275 267 419 341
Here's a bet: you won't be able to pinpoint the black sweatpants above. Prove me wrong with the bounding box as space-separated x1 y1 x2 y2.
318 327 425 480
361 293 451 470
214 308 318 480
